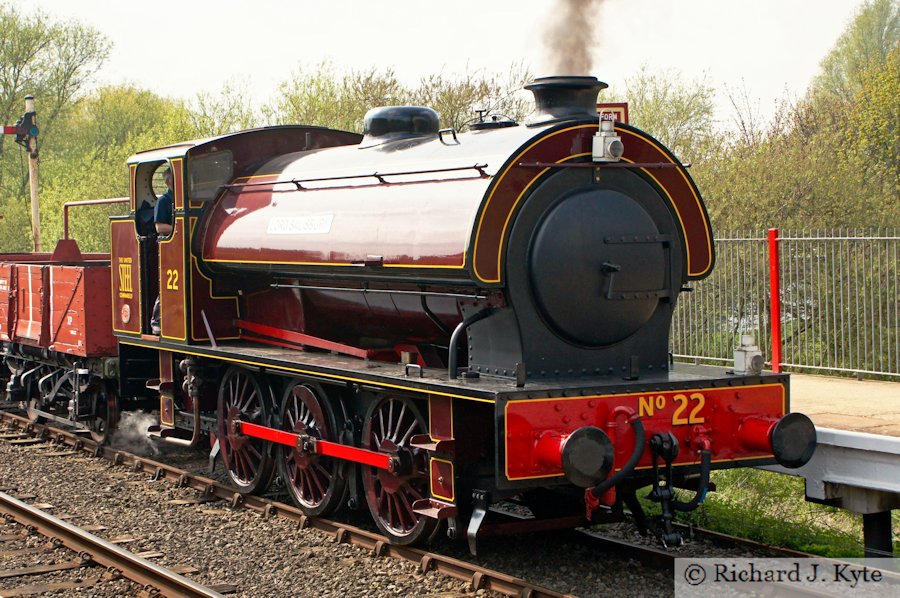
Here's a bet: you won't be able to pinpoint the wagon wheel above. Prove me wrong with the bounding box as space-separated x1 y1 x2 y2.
362 396 437 545
0 359 10 403
277 382 347 516
217 366 275 494
85 380 120 444
25 366 52 424
26 395 46 424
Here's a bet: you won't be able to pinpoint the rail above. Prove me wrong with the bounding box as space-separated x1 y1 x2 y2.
672 229 900 379
63 197 129 240
0 489 224 597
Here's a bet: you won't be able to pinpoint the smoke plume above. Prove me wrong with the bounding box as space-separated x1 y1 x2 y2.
543 0 605 74
110 410 160 457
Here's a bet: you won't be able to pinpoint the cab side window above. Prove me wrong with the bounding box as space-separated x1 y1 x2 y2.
151 165 174 238
134 161 173 238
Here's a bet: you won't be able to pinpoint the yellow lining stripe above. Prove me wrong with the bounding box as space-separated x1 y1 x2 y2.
117 339 496 403
110 219 142 334
619 129 712 277
472 124 711 283
189 217 240 342
473 126 586 283
159 216 187 341
507 453 782 481
203 258 465 269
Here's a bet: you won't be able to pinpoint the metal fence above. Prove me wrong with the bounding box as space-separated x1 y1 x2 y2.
671 229 900 379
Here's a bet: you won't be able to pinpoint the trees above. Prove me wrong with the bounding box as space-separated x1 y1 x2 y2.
610 66 717 166
410 65 533 132
850 46 899 204
812 0 899 103
267 62 532 133
188 79 260 139
696 0 900 231
36 86 191 251
266 63 407 132
0 3 110 251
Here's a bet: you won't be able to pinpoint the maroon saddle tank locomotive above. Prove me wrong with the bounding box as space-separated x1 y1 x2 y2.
2 76 816 552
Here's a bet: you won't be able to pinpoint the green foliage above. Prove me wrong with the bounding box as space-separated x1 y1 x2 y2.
265 62 532 133
0 2 110 251
36 87 195 252
695 0 900 231
188 78 261 138
640 469 878 557
696 101 883 228
610 66 717 165
850 46 900 201
812 0 899 102
410 64 533 132
265 62 407 132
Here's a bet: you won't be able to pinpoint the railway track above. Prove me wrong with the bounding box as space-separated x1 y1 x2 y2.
0 411 576 598
0 489 227 597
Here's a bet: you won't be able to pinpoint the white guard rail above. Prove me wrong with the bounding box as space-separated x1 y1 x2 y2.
760 427 900 558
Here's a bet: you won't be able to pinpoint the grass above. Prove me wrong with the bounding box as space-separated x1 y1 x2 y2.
637 469 900 558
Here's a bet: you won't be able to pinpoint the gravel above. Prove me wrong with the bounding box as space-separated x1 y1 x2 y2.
0 438 485 597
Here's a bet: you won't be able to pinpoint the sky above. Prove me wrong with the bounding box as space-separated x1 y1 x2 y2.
20 0 869 126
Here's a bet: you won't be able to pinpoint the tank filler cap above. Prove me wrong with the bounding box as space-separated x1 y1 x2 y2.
360 106 440 148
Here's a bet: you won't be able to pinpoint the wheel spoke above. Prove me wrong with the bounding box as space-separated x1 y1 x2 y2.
229 376 238 407
241 388 258 414
397 490 415 521
391 403 407 442
387 400 395 435
287 407 296 429
399 419 418 446
309 467 327 499
312 461 333 483
246 442 262 461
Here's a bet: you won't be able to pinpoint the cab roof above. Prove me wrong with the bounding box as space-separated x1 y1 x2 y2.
126 125 345 165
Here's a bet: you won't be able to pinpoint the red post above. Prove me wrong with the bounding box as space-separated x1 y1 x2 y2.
767 228 782 373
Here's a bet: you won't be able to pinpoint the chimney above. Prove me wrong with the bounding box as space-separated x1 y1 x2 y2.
525 75 608 127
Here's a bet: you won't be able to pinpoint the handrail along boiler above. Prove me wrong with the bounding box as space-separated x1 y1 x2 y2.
1 75 816 552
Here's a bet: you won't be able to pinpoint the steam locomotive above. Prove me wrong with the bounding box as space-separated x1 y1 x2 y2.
1 76 816 552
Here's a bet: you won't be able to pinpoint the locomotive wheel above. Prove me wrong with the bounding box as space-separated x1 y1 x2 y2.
217 366 275 494
86 381 120 444
361 396 437 545
277 382 347 516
